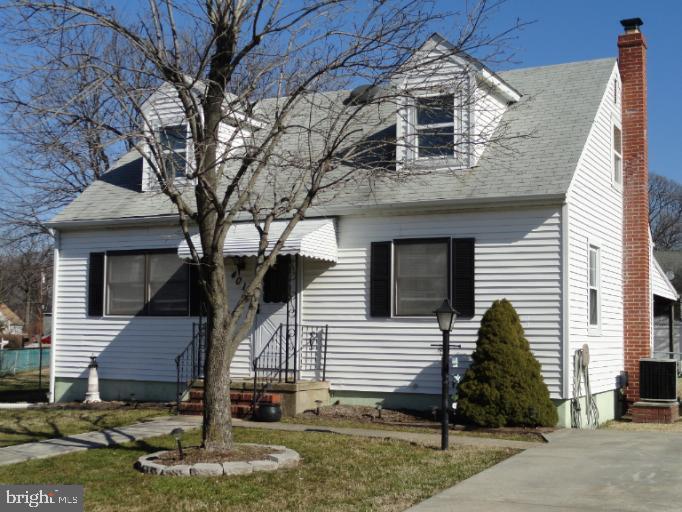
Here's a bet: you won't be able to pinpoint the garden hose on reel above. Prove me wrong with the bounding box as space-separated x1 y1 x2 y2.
571 344 599 429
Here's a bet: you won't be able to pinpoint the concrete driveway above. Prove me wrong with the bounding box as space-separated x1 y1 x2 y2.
406 429 682 511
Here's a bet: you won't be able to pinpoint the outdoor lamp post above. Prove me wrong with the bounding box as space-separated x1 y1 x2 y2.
434 299 457 451
171 428 185 460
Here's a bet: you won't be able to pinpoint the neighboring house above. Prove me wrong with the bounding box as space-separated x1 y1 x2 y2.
0 304 24 336
652 250 682 355
46 19 675 427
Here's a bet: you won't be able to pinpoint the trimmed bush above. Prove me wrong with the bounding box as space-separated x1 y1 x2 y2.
456 299 558 428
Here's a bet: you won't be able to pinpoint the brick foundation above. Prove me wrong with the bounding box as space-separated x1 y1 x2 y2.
631 401 679 424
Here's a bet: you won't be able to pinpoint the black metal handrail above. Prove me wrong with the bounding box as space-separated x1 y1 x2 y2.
175 321 207 409
251 323 328 411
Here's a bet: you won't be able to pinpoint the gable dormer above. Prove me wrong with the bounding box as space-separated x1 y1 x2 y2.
139 81 260 192
393 33 520 169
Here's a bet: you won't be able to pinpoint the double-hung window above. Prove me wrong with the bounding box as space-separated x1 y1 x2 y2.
370 238 475 318
394 239 450 316
415 95 455 158
105 251 190 316
156 124 187 180
613 125 622 186
588 245 600 327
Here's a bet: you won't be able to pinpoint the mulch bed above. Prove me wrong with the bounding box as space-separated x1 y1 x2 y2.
299 404 553 440
157 445 276 465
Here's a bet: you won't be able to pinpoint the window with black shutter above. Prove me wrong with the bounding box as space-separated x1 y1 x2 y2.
369 242 391 317
263 256 291 303
87 253 105 317
368 238 475 318
451 238 475 318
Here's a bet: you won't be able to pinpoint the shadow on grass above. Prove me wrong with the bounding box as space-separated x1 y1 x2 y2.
0 370 49 403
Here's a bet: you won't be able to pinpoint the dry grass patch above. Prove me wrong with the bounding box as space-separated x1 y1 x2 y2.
0 404 171 447
603 418 682 433
0 427 517 512
157 444 274 464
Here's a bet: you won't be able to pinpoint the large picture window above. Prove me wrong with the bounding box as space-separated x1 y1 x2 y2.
106 251 190 316
394 239 449 316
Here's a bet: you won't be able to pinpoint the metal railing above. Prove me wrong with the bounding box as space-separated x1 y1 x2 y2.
251 323 328 410
175 321 207 408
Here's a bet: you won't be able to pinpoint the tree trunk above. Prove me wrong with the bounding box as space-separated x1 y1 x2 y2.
201 250 234 451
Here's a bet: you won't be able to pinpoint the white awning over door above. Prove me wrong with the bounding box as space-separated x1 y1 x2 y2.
177 218 337 262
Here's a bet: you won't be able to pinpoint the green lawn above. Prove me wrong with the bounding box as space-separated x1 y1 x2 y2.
0 406 171 447
0 427 516 512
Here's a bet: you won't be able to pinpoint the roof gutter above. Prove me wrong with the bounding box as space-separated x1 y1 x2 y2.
46 193 566 230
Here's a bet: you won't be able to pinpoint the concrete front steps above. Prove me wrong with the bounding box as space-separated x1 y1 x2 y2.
178 386 283 418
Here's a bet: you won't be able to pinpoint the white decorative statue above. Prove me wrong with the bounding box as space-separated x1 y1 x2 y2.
85 355 101 403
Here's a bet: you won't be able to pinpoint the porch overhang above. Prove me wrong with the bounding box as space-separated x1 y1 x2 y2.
177 218 338 263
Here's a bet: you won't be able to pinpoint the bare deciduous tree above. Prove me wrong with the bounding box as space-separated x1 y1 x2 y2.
2 0 524 452
650 173 682 250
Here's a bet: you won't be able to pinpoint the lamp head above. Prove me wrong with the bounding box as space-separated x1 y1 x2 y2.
171 428 184 441
433 299 457 332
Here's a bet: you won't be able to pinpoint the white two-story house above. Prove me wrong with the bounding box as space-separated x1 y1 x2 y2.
46 20 675 426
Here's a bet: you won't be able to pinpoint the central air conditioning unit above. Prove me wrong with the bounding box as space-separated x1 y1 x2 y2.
639 358 678 402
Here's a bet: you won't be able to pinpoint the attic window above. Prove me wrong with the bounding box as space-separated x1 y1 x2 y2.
156 124 187 180
416 95 455 158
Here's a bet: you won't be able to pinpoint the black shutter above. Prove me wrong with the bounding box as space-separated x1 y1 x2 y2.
370 242 391 317
87 253 105 317
451 238 475 318
264 256 291 303
188 263 202 316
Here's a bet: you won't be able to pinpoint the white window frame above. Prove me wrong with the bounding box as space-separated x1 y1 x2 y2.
588 244 601 330
414 93 456 160
402 74 472 168
612 123 623 189
155 123 189 181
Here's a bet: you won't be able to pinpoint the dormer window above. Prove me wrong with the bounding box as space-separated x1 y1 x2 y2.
416 94 455 158
156 124 188 180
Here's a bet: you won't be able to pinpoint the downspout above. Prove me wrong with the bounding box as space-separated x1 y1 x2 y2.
560 202 571 400
49 229 60 403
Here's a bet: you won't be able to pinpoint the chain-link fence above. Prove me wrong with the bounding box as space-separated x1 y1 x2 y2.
0 345 50 402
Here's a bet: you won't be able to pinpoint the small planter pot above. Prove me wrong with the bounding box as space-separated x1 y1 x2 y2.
254 403 282 422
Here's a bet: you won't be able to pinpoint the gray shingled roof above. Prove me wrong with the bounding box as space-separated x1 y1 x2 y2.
50 57 616 226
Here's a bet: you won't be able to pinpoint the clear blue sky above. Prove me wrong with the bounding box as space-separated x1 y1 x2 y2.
470 0 681 181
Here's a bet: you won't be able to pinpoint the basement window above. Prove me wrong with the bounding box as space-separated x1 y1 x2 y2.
588 245 600 327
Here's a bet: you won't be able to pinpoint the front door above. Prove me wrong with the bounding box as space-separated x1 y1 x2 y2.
251 256 297 376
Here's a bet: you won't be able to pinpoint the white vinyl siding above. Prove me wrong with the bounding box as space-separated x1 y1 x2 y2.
53 225 253 384
301 206 563 398
566 63 623 397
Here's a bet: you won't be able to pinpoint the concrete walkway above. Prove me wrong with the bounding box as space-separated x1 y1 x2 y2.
406 428 682 512
0 414 534 466
0 415 201 466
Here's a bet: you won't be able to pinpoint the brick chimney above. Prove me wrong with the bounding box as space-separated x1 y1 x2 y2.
619 17 650 403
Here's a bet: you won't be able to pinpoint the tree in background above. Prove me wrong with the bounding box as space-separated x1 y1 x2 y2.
2 0 525 452
649 173 682 250
456 299 557 428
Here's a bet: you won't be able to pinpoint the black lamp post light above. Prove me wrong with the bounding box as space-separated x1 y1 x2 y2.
171 428 185 460
433 299 458 451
